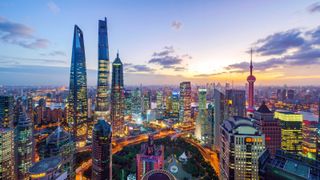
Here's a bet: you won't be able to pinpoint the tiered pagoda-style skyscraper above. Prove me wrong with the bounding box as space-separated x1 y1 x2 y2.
247 49 256 114
110 53 125 137
67 25 88 145
96 17 110 115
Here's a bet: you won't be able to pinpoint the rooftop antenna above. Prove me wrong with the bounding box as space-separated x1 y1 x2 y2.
250 48 253 76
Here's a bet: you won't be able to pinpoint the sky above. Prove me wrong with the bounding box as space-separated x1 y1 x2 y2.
0 0 320 86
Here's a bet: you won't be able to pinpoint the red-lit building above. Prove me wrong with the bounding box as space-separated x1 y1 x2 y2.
247 49 256 114
136 135 164 180
253 102 281 156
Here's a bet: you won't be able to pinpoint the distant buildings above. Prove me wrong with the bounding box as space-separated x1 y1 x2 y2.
111 53 125 137
275 110 303 153
0 128 14 179
136 135 164 180
225 89 246 118
15 110 34 180
179 82 191 123
96 17 110 114
92 119 112 179
253 102 281 156
67 25 88 145
220 116 265 180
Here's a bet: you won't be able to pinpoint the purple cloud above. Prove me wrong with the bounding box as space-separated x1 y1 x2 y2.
308 2 320 13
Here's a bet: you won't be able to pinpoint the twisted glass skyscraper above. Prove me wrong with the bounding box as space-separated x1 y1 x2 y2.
96 17 110 113
111 53 125 137
67 25 88 145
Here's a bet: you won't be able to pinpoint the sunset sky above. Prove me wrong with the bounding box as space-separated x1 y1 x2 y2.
0 0 320 86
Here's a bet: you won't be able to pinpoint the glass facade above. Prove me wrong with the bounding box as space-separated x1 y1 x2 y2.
0 96 14 128
67 25 88 143
96 17 110 112
179 82 191 123
0 128 14 179
111 53 125 137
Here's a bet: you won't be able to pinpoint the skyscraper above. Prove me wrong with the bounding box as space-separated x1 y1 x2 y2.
195 89 207 142
132 88 142 123
220 116 265 180
253 102 281 156
67 25 88 145
247 49 256 113
301 120 317 159
42 127 76 179
225 89 246 118
211 89 225 150
0 96 14 128
92 119 112 179
0 128 15 179
179 82 192 123
275 110 303 153
15 109 34 180
96 17 110 115
136 135 164 180
111 53 125 137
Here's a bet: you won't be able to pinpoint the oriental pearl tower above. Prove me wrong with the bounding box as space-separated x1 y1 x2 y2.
247 49 256 114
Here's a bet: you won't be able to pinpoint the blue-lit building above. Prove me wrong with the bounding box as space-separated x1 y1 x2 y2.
111 53 126 137
92 119 112 179
67 25 88 145
96 17 110 114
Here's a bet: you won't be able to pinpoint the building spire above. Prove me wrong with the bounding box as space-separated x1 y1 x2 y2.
250 48 253 76
117 49 119 58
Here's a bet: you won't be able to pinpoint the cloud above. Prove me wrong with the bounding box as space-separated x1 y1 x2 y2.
0 17 50 49
0 55 67 66
47 1 60 14
254 29 304 56
307 2 320 13
125 64 155 73
148 46 190 71
40 50 66 56
171 21 182 30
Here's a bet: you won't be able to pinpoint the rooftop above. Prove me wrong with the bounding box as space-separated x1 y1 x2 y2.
29 156 62 174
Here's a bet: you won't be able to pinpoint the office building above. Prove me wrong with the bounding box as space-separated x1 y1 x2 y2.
210 89 225 150
301 120 318 159
225 89 246 118
28 156 65 180
92 119 112 180
0 128 14 179
0 95 14 128
136 135 164 180
42 127 75 179
179 82 191 123
67 25 88 145
253 102 281 156
220 116 265 180
110 53 125 137
131 88 142 123
15 110 34 180
275 110 303 153
195 89 207 143
96 17 110 114
171 91 179 117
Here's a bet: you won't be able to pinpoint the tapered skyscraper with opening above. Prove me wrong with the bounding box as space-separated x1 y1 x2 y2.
67 25 88 145
96 18 110 114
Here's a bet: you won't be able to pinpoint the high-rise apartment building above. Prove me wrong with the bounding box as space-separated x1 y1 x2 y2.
67 25 88 145
92 119 112 179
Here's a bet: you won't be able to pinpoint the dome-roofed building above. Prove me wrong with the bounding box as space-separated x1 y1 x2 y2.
142 169 176 180
28 156 66 180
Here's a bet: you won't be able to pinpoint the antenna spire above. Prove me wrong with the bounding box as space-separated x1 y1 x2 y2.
250 48 253 75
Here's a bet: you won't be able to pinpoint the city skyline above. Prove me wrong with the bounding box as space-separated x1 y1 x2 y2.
0 0 320 85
